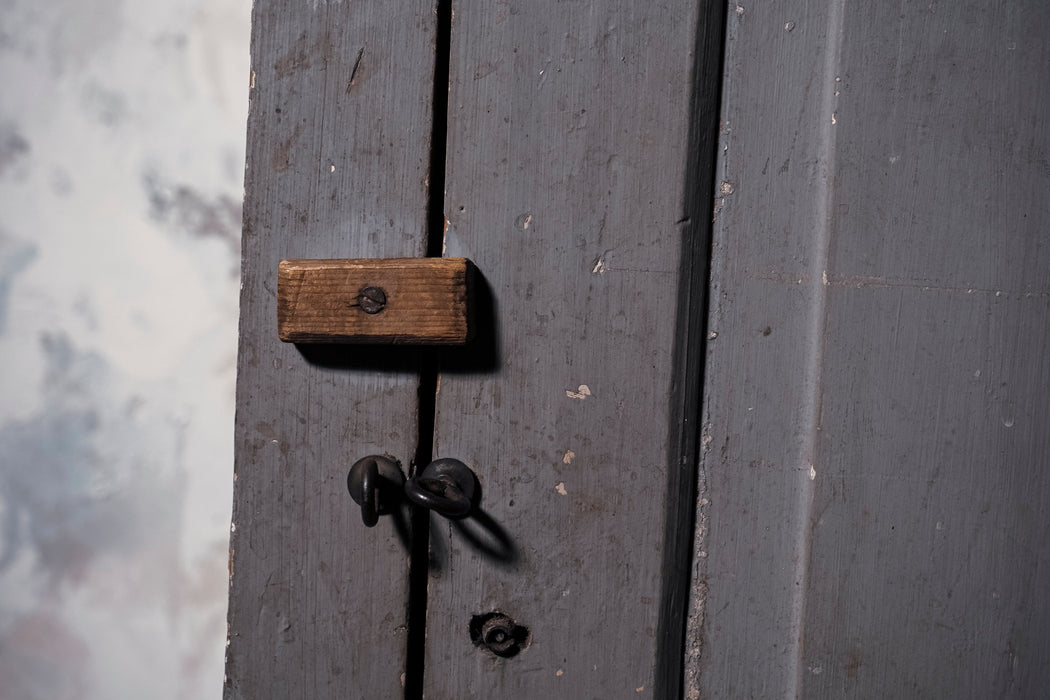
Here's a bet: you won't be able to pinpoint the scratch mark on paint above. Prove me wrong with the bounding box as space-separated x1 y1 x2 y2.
565 384 591 400
823 273 1049 297
346 46 365 93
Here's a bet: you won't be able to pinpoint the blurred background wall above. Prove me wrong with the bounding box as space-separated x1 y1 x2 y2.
0 0 249 696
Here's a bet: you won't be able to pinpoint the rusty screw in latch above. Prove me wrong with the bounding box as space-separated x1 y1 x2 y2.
356 286 386 314
470 612 530 658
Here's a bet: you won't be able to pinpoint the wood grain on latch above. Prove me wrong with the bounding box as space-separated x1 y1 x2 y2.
277 257 475 344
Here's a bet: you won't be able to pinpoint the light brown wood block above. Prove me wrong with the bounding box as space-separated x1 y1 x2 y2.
277 258 475 344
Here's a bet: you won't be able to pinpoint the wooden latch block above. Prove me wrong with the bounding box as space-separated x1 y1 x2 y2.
277 258 475 344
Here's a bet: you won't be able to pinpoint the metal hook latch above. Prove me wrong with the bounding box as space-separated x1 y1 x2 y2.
346 455 406 527
404 458 477 519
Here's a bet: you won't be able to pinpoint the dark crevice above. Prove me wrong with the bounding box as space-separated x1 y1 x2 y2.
404 363 436 700
654 1 728 699
426 0 453 259
405 1 453 698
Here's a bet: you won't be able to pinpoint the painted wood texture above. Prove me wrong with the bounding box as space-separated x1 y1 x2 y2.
426 2 721 697
277 258 475 344
691 1 1050 697
224 1 435 697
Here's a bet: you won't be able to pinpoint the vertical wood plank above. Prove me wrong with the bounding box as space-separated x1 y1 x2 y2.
686 3 841 695
693 1 1050 697
225 1 436 697
426 2 722 697
801 2 1050 696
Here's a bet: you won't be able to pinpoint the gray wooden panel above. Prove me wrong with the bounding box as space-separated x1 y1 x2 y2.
225 2 435 697
693 1 1050 697
426 2 720 698
805 290 1050 697
803 1 1050 696
685 2 839 695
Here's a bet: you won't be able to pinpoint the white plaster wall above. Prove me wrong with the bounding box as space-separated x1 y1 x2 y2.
0 0 249 696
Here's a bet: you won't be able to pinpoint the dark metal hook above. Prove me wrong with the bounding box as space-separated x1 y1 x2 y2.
347 455 405 527
404 457 477 519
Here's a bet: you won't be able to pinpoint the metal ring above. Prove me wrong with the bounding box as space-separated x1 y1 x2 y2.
347 455 405 527
405 476 472 517
349 457 379 527
404 458 477 519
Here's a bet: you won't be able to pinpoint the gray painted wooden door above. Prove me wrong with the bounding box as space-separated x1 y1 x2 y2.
228 0 1050 698
227 1 720 698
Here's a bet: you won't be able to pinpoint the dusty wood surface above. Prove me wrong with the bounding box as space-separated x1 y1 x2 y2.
424 2 723 698
277 258 475 344
692 1 1050 697
224 1 435 698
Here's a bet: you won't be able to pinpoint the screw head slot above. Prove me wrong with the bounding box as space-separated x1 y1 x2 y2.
356 286 387 314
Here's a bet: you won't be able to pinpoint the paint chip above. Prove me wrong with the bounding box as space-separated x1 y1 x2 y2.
808 464 817 480
563 450 576 464
719 180 735 195
784 21 795 31
555 482 568 496
592 257 607 274
566 384 591 400
556 668 564 677
636 687 645 693
330 164 335 172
